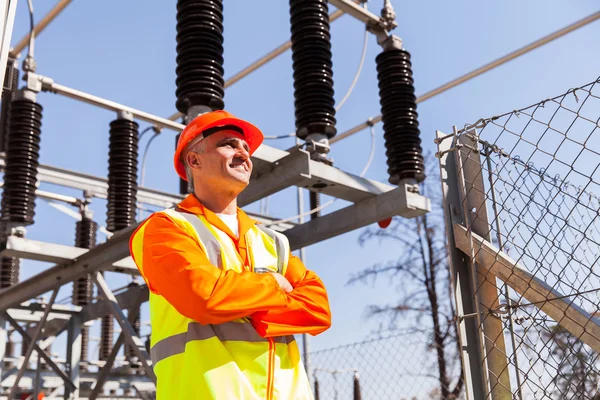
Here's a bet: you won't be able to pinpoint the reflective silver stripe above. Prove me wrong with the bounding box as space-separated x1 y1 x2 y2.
173 208 222 268
255 225 290 274
151 321 296 364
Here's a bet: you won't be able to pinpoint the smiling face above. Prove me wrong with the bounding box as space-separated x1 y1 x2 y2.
185 129 253 193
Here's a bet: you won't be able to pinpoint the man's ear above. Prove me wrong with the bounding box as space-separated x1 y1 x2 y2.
185 152 202 170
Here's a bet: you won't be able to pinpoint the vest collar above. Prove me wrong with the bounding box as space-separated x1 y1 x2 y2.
177 194 257 241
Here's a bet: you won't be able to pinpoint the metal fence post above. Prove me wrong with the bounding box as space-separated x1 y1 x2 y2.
64 314 82 399
457 131 512 399
436 130 488 400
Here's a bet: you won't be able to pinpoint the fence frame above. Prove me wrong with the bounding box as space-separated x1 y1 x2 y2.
437 123 600 399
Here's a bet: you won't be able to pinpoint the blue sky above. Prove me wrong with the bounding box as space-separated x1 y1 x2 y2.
6 0 600 366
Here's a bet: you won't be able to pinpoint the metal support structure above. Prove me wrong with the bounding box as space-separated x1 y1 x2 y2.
0 235 138 273
328 0 392 36
238 149 311 206
0 0 18 92
0 222 138 312
456 132 512 399
453 223 600 353
3 313 76 391
436 130 487 400
92 272 156 383
331 11 600 146
64 314 81 400
8 289 58 399
285 181 429 250
0 314 6 381
88 292 146 400
296 183 311 378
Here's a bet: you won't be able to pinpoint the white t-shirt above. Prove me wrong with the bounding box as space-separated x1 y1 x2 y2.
216 212 239 238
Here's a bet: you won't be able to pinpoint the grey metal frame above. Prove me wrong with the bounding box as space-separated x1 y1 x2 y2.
436 130 488 400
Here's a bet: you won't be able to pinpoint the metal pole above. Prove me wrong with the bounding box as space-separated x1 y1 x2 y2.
436 130 487 400
64 314 81 400
0 0 18 90
457 132 512 399
40 78 185 131
0 314 7 382
10 0 73 58
9 289 59 399
332 11 600 145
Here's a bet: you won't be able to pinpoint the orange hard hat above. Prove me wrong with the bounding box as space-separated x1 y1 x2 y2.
174 110 264 181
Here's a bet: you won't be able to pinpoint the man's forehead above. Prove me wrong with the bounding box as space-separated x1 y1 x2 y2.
211 130 248 144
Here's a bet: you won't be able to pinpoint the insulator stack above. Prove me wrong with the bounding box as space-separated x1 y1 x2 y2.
376 47 425 184
145 335 151 354
107 117 139 232
175 0 225 115
0 58 19 153
0 256 19 288
5 334 14 368
72 217 96 306
125 310 142 364
100 313 114 361
289 0 337 140
0 96 43 225
72 216 97 365
309 191 321 219
81 327 90 364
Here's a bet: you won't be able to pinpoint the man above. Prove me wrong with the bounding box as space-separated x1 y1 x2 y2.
129 110 331 399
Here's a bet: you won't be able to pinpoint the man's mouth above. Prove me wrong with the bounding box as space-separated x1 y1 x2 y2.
230 158 248 171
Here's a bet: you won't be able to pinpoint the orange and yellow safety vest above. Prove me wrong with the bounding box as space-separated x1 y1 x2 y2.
129 194 331 399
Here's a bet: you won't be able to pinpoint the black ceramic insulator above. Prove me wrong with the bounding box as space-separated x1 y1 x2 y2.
72 218 96 306
0 257 19 289
107 118 139 232
0 58 19 153
100 314 114 361
5 334 14 367
309 191 320 219
175 0 225 113
289 0 337 139
81 326 89 363
126 310 142 363
376 48 425 184
1 98 43 225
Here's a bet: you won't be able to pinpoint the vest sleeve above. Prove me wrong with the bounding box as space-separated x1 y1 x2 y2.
133 213 290 325
250 255 332 337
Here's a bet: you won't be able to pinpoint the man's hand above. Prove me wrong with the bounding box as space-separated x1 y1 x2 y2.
271 273 293 293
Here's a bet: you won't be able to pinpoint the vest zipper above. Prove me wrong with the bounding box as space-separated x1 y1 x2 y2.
266 337 275 400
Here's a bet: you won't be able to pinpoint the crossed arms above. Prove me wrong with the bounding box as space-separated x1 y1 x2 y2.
131 213 331 337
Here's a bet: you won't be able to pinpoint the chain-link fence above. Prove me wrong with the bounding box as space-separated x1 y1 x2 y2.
437 77 600 399
309 329 463 400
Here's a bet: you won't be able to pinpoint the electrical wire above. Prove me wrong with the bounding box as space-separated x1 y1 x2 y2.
140 132 159 189
264 2 370 141
137 131 160 220
26 0 35 58
266 124 376 226
334 9 369 112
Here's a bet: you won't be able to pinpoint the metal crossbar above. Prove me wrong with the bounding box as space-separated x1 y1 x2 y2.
438 76 600 399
